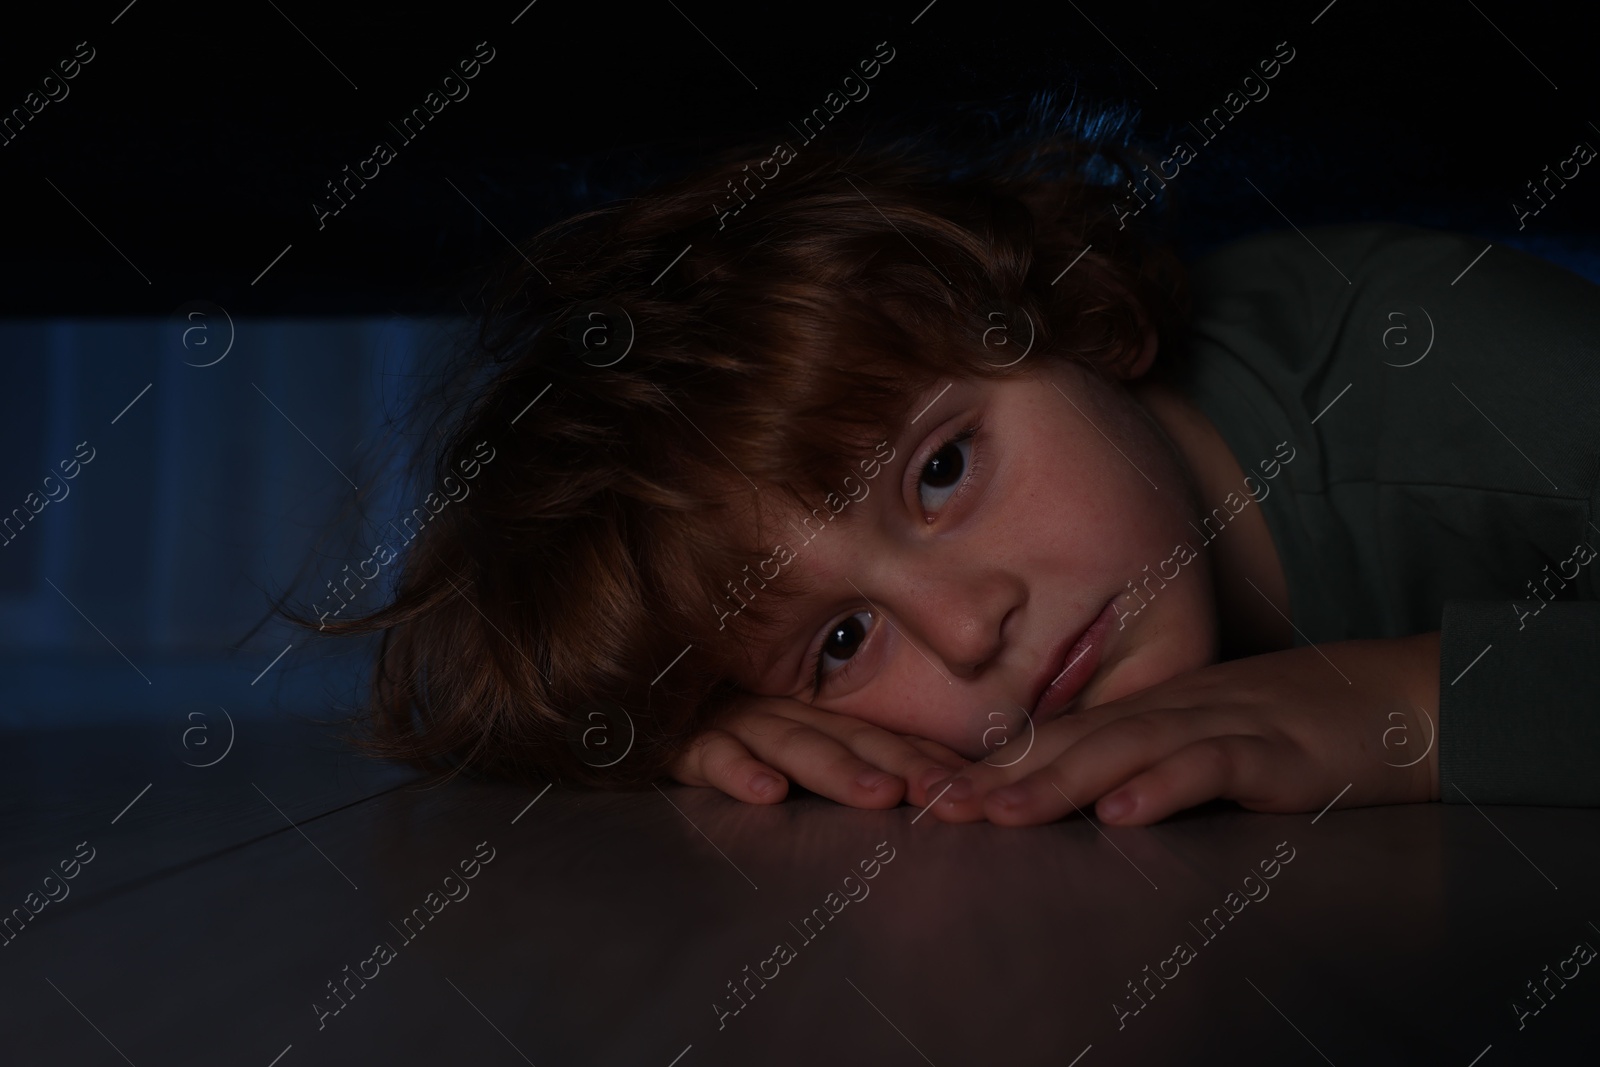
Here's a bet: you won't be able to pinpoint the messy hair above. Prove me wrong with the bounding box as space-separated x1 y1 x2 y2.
300 90 1190 790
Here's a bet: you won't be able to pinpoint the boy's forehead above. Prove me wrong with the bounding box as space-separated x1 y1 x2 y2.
731 490 858 614
720 416 904 528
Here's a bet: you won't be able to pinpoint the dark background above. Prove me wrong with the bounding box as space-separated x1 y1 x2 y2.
2 0 1597 723
2 0 1597 316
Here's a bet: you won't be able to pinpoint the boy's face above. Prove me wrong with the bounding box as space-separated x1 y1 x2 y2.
728 356 1220 760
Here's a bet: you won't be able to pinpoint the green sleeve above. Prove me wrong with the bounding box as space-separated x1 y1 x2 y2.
1184 222 1600 806
1440 599 1600 805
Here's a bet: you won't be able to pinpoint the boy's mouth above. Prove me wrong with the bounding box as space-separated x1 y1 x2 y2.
1029 598 1117 724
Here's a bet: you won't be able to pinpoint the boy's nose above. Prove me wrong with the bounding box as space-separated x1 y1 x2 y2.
908 595 1019 682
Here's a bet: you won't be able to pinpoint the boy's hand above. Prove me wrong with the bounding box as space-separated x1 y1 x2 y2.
668 693 970 809
924 633 1442 827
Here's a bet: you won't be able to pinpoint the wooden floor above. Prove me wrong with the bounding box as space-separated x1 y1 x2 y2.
3 717 1596 1066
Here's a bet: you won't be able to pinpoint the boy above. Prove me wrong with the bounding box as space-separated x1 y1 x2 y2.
315 106 1600 826
672 217 1600 826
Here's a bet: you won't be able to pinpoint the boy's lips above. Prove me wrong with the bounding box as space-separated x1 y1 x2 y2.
1029 598 1117 723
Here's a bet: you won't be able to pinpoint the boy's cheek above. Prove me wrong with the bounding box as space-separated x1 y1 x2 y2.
1097 575 1224 696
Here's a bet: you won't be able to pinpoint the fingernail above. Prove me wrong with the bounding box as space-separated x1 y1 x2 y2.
1098 790 1134 820
990 784 1028 809
751 773 782 799
917 767 949 795
934 777 971 803
856 769 894 791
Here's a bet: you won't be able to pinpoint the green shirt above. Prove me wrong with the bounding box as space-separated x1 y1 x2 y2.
1177 222 1600 805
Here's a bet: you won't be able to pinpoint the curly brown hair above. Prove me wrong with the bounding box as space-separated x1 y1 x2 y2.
297 96 1191 790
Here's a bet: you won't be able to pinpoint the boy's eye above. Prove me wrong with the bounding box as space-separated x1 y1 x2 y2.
806 422 980 696
917 428 975 512
810 610 874 691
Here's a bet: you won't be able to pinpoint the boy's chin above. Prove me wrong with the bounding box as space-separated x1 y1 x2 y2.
958 705 1039 764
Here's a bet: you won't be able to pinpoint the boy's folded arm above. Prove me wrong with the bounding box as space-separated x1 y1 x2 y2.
919 633 1444 827
1439 600 1600 806
660 597 1600 819
666 693 968 809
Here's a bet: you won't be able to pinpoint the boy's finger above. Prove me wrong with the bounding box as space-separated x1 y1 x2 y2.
1042 709 1253 806
923 750 1049 822
671 728 790 804
732 721 907 809
898 738 970 804
936 709 1237 824
917 709 1124 815
805 726 961 807
901 735 970 768
761 700 960 799
1089 735 1271 826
